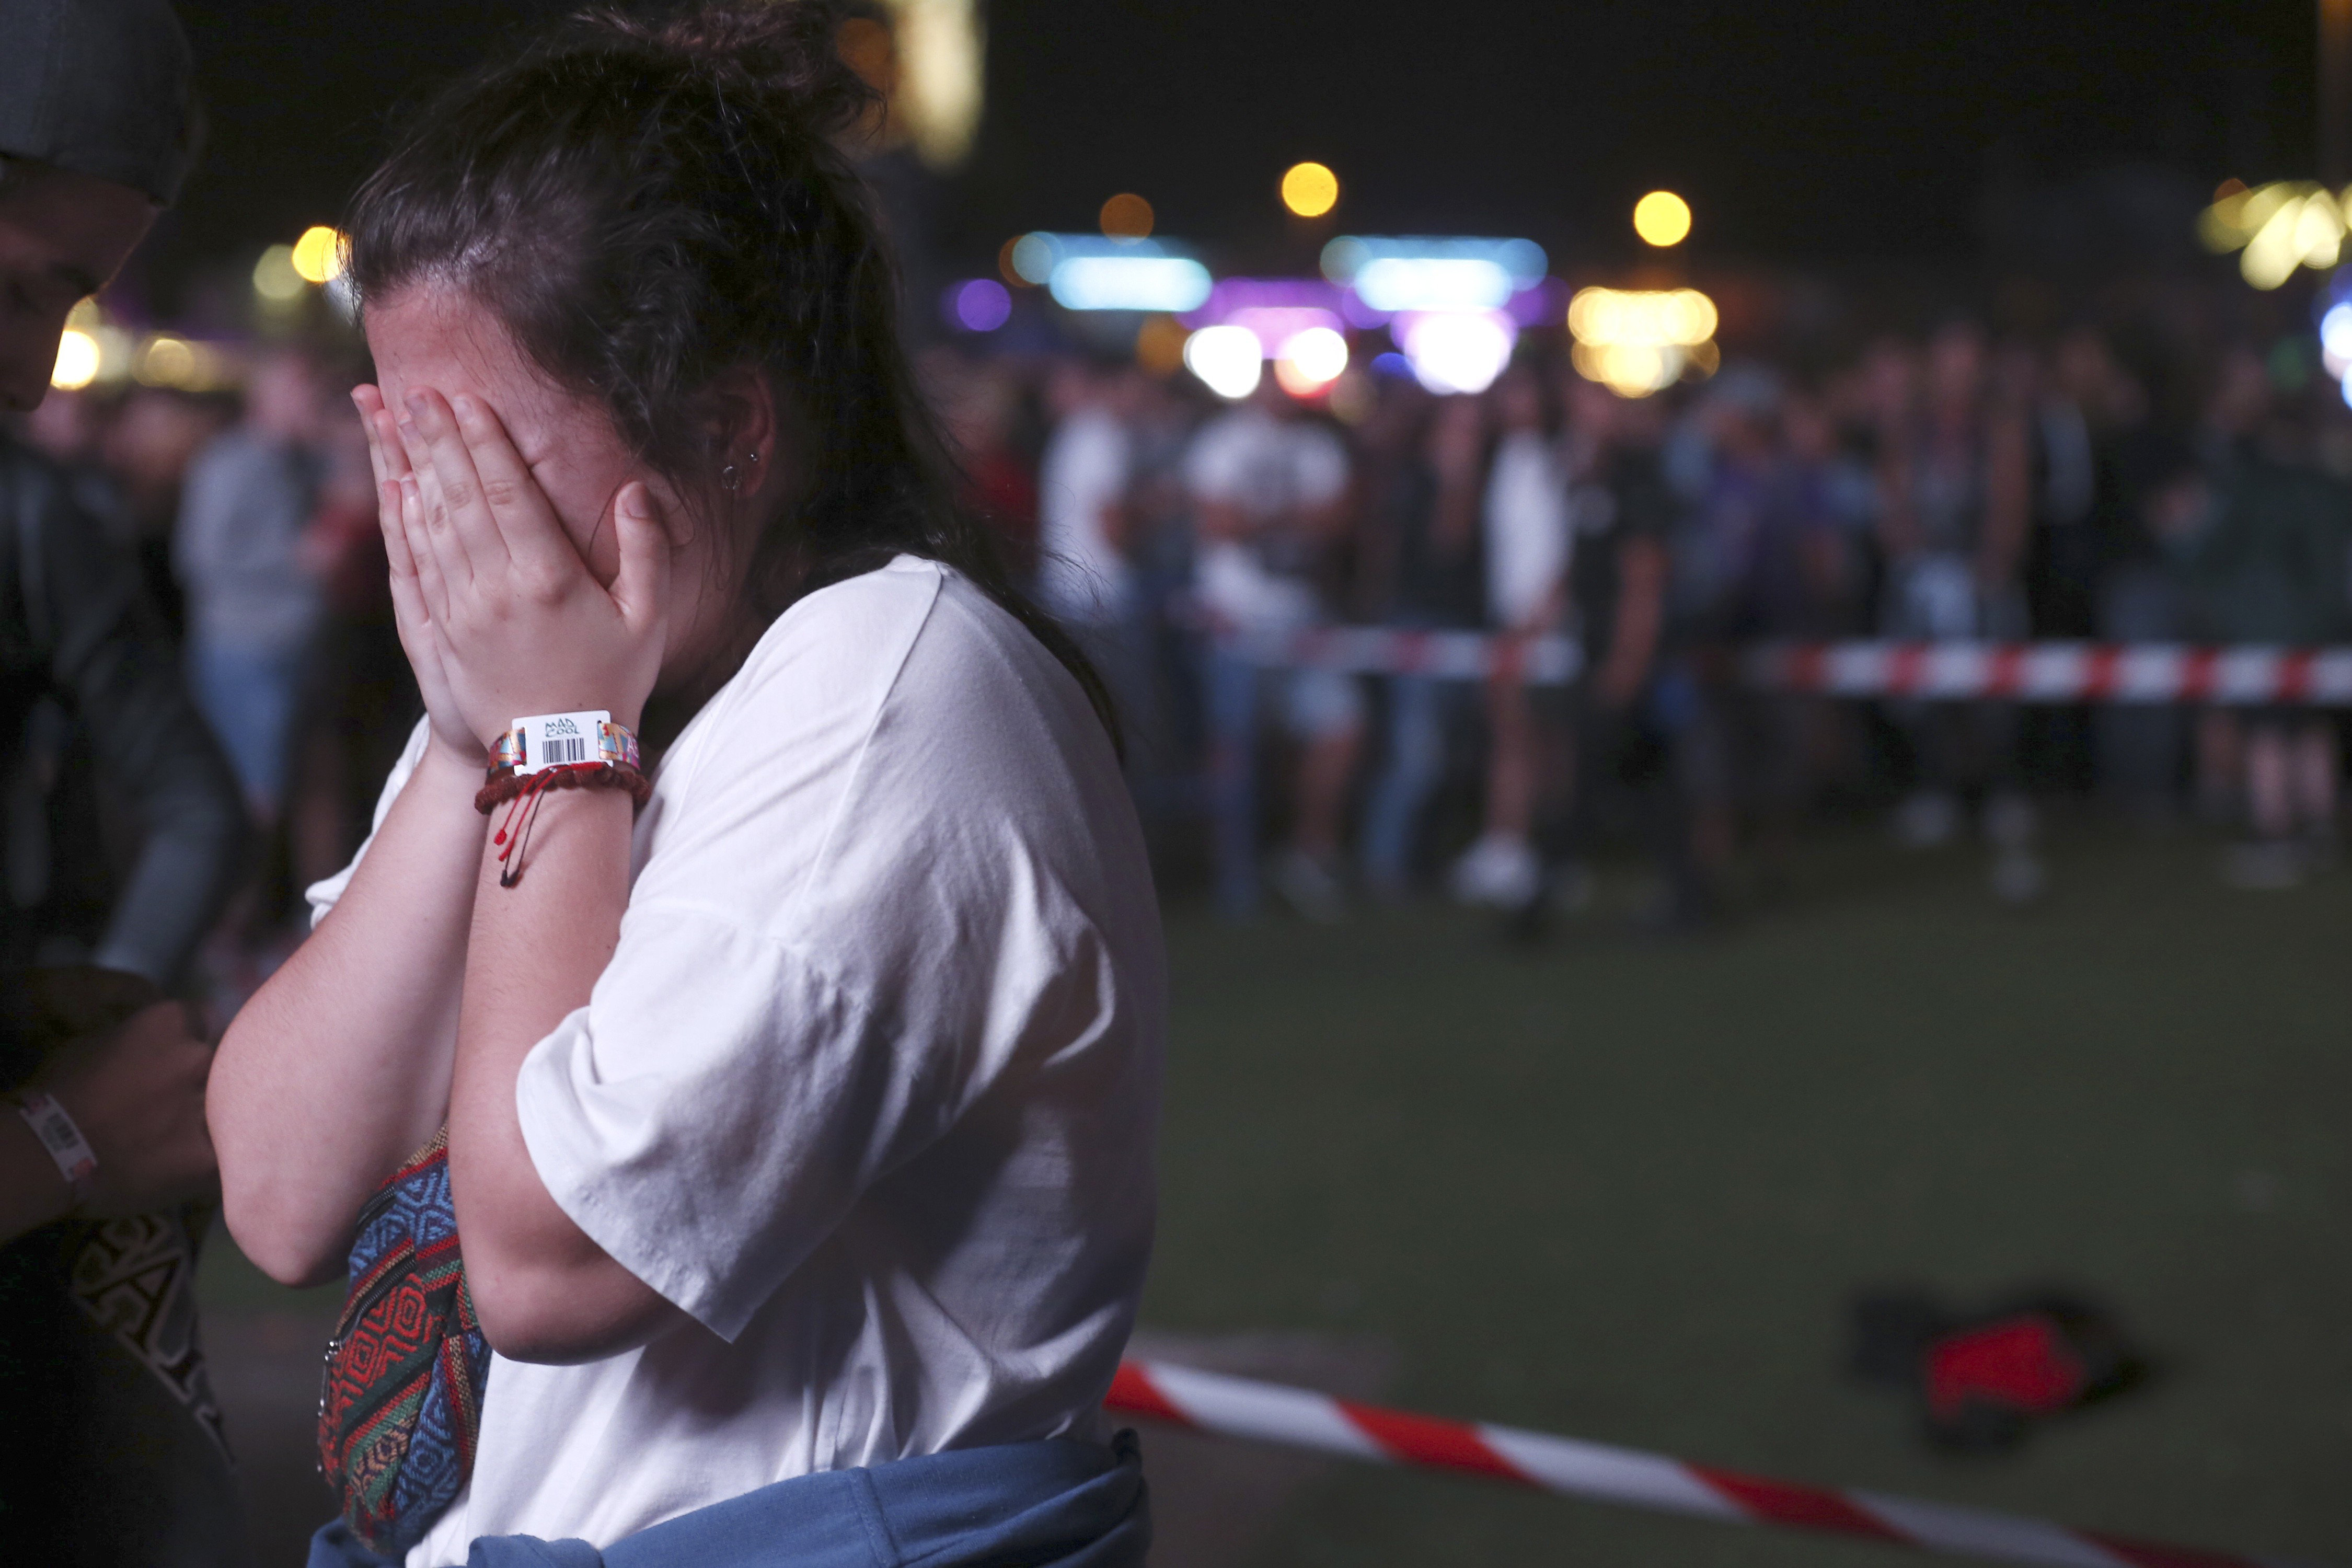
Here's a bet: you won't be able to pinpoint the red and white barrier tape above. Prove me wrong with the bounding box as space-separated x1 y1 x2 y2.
1742 641 2352 707
1109 1359 2323 1568
1217 626 2352 705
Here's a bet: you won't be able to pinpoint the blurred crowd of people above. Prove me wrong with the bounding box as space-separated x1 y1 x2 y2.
13 307 2352 978
930 311 2352 929
21 344 417 1000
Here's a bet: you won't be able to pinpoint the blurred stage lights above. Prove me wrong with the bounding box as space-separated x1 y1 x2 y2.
52 302 129 389
130 333 236 393
1567 286 1716 347
2200 179 2352 291
292 225 348 284
1566 286 1720 398
2322 302 2352 406
1397 310 1515 396
1051 256 1212 312
945 277 1011 331
1272 325 1349 397
1007 232 1214 313
255 226 352 317
1183 324 1263 400
1281 162 1339 218
253 244 306 302
1099 193 1154 239
1632 190 1691 248
51 329 101 391
1320 236 1546 315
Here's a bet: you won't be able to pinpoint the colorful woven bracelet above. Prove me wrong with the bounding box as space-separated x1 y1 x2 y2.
488 710 641 776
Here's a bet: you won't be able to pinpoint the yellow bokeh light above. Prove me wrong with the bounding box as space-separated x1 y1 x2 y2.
1099 193 1154 240
1632 190 1692 248
51 329 101 391
1135 315 1189 377
253 244 305 302
1571 340 1680 399
291 225 347 286
1281 162 1340 219
2195 178 2352 290
1567 287 1717 348
1567 286 1716 398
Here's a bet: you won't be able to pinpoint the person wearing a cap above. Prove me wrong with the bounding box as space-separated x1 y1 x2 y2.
0 0 249 1561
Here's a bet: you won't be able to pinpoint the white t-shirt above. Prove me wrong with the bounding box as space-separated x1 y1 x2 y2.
307 557 1164 1566
1483 430 1569 629
1184 407 1349 633
1035 407 1134 623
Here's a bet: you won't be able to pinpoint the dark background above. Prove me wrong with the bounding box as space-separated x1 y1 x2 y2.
153 0 2320 301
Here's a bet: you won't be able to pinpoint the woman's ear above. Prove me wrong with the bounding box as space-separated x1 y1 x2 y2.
701 365 782 502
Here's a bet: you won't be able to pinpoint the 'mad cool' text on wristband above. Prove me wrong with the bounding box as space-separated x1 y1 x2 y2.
478 711 653 885
489 710 642 776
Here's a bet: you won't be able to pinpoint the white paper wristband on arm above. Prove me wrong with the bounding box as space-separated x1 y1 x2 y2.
12 1091 98 1204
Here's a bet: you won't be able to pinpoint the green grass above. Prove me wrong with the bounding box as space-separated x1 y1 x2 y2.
1142 827 2352 1566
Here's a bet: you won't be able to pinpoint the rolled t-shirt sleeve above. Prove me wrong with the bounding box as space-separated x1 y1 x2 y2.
515 903 931 1342
511 561 976 1343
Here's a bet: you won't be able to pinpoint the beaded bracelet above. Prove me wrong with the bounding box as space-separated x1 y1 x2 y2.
476 711 651 886
475 761 652 815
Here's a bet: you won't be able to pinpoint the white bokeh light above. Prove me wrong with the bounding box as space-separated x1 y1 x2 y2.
1184 324 1265 400
1279 326 1349 386
1398 311 1515 396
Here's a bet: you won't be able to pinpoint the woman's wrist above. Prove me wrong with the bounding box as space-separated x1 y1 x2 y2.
419 732 500 808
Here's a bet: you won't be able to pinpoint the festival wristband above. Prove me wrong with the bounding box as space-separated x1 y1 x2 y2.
12 1091 98 1203
489 711 642 776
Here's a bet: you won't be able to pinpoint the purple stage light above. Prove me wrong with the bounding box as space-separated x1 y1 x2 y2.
951 278 1013 332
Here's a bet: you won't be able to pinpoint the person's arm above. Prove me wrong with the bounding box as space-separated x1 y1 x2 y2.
208 389 489 1286
2 998 218 1244
16 448 245 985
0 1116 72 1241
388 387 683 1361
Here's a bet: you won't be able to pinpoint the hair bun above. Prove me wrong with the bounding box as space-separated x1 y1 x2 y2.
595 1 878 141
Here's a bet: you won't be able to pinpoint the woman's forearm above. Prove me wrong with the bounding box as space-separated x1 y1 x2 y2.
210 740 489 1284
447 786 681 1362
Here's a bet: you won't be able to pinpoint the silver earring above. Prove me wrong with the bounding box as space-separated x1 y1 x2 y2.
720 463 740 492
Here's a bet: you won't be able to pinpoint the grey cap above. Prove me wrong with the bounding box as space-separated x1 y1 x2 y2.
0 0 197 206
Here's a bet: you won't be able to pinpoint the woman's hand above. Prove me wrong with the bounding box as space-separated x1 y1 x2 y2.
390 388 672 746
355 385 482 765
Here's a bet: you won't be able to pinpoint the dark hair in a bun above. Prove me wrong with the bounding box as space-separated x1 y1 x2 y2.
345 1 1116 743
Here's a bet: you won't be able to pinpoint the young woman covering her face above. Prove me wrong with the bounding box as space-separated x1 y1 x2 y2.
205 5 1162 1563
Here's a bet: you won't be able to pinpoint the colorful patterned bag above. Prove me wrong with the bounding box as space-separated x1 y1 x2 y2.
317 1129 491 1559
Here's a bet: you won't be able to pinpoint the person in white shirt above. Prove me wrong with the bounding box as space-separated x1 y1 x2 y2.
1451 366 1571 909
205 10 1159 1567
1186 377 1359 919
1036 359 1137 628
1036 358 1162 782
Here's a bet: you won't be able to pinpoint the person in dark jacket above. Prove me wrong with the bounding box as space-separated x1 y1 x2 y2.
0 2 250 1562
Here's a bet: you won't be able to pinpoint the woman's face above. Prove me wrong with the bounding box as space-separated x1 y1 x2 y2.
365 285 650 589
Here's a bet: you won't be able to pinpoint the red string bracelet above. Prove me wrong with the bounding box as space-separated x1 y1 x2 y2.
474 764 652 888
475 709 653 887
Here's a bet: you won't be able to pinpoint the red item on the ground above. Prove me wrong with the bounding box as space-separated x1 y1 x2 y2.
1923 1311 2089 1422
1851 1288 2146 1452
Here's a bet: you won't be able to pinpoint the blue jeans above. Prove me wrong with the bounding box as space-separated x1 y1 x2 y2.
1358 673 1456 890
1204 646 1364 916
307 1433 1148 1568
188 636 309 810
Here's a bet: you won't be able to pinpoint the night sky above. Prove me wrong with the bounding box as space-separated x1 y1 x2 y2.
146 0 2320 303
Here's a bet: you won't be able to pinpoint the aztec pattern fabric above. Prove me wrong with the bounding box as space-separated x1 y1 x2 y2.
317 1129 491 1560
